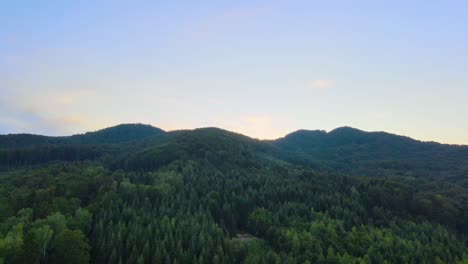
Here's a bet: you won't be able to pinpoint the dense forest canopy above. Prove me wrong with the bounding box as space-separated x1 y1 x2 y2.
0 124 467 263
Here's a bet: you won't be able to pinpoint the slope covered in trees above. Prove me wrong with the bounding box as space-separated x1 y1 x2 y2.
0 124 166 149
273 127 468 184
0 124 467 263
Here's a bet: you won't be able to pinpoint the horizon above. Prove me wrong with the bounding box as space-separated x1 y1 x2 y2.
1 1 468 144
2 122 467 146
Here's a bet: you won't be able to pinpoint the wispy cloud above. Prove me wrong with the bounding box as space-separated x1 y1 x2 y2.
0 106 78 135
0 93 109 135
309 79 333 89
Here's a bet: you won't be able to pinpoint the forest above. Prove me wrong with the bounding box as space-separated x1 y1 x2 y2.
0 124 467 263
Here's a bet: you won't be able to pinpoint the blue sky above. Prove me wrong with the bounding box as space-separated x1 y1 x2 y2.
1 0 467 144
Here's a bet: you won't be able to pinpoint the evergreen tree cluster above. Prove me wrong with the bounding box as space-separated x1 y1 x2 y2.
0 124 467 263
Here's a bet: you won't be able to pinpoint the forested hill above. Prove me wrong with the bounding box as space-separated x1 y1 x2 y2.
0 123 166 149
273 127 468 181
0 124 467 263
2 124 468 176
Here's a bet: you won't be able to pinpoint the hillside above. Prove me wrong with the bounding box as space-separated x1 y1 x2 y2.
0 123 166 149
273 127 468 182
0 124 467 263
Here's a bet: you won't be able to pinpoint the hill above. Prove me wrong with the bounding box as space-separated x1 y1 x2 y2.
273 127 468 182
0 124 467 263
0 123 166 149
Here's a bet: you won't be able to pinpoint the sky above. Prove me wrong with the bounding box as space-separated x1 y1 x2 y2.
1 1 468 144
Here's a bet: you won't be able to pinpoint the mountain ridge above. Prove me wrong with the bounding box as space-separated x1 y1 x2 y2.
1 123 466 147
1 123 468 181
0 123 166 149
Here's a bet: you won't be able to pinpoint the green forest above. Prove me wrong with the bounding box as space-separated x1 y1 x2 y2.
0 124 467 263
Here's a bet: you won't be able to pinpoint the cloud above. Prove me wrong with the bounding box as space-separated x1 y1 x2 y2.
310 79 333 89
1 107 84 135
0 94 107 136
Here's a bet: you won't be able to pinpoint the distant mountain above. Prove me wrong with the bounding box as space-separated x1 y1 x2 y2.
1 124 468 182
113 127 265 171
272 127 468 179
68 123 166 144
0 123 166 148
